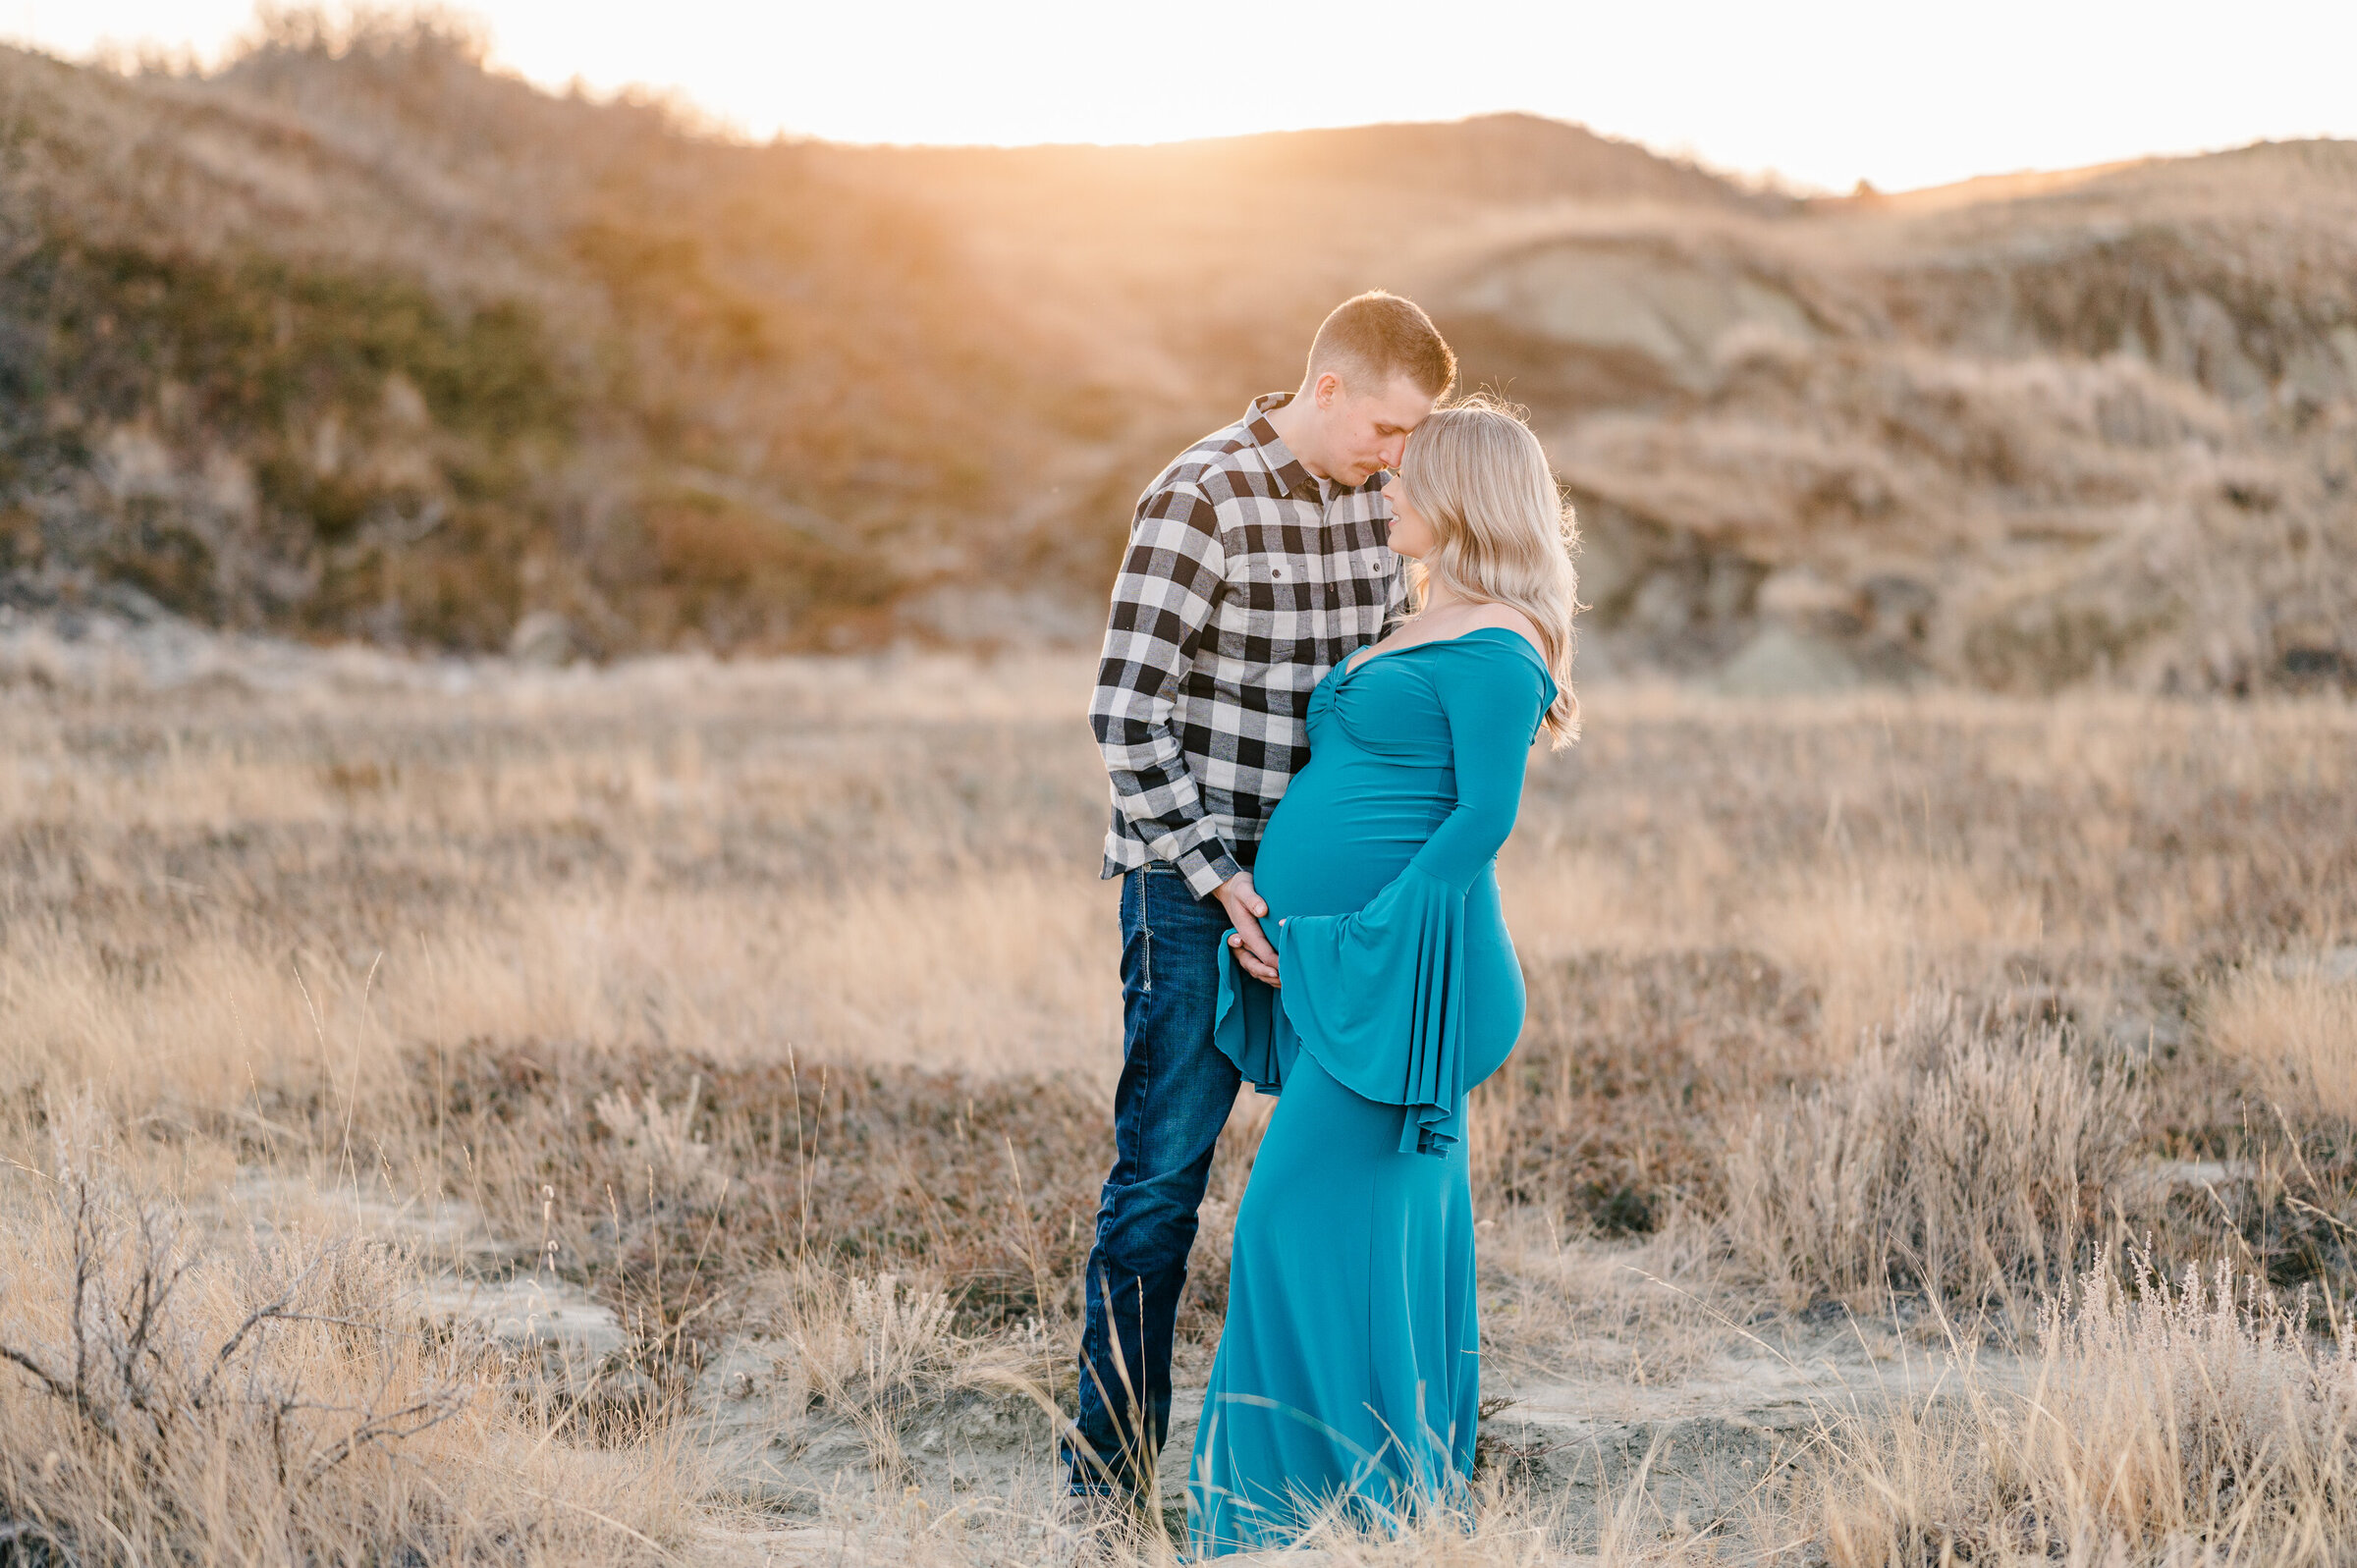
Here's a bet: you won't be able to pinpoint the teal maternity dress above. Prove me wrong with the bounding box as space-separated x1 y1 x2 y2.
1188 626 1557 1556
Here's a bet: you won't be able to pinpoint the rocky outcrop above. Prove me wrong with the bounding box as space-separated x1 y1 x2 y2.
1433 148 2357 694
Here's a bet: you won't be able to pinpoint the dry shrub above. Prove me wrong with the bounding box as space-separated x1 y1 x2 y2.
742 1262 1013 1492
0 1136 695 1565
740 1260 1079 1491
1476 949 1820 1236
590 1076 728 1205
1815 1256 2357 1566
2205 957 2357 1125
1725 994 2144 1310
755 1266 961 1420
413 1042 1111 1356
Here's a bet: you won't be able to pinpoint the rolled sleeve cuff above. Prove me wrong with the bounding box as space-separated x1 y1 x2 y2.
1174 840 1243 899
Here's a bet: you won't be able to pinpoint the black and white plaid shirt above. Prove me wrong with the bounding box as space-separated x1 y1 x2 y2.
1090 392 1408 897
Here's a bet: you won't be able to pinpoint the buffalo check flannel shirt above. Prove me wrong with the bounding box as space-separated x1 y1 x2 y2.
1090 392 1409 898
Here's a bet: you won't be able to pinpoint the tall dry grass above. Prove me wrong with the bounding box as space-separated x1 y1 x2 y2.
0 652 1119 1126
1815 1256 2357 1566
2204 958 2357 1126
0 1119 701 1565
4 649 2356 1560
7 662 2353 1121
1725 995 2145 1312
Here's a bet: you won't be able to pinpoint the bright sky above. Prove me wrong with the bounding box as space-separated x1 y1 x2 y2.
12 0 2356 193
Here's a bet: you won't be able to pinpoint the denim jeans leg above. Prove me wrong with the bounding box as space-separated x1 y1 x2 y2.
1065 864 1240 1496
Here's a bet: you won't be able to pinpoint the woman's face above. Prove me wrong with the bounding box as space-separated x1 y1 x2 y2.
1386 473 1436 560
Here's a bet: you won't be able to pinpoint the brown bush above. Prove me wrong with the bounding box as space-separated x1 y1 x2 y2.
0 1134 692 1565
1725 994 2146 1310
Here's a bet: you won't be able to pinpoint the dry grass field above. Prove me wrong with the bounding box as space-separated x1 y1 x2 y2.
5 12 2355 1565
3 639 2355 1564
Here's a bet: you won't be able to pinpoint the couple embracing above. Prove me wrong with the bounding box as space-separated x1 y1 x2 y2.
1071 291 1580 1554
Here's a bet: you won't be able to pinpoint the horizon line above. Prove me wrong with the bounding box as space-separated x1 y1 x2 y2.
10 30 2347 204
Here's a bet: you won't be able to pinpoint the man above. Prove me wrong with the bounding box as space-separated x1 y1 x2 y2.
1071 291 1457 1512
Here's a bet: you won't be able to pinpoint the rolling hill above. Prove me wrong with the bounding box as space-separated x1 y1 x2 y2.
2 14 2350 692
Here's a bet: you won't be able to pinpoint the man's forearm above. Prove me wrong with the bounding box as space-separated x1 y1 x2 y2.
1096 742 1241 895
1159 831 1242 899
1091 684 1239 896
1091 476 1235 895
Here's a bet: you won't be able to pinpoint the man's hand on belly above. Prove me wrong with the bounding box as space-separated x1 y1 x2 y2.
1216 871 1282 987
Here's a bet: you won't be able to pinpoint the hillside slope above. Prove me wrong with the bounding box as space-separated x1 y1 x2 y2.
1441 142 2357 693
1 18 2351 692
0 22 1088 650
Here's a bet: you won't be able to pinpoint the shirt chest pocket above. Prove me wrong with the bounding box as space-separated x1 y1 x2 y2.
1227 552 1313 662
1233 552 1316 613
1344 548 1396 610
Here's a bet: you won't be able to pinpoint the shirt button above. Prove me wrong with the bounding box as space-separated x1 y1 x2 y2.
1271 567 1286 579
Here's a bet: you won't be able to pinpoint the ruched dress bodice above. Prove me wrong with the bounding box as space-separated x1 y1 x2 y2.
1213 627 1556 1155
1189 627 1556 1556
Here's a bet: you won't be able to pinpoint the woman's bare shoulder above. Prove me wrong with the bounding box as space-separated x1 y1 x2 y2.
1462 602 1543 646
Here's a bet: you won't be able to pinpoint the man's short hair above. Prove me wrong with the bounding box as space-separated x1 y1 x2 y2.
1305 291 1457 402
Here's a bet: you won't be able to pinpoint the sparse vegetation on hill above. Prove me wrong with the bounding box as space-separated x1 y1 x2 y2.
0 14 1066 652
9 9 2347 688
11 12 2347 690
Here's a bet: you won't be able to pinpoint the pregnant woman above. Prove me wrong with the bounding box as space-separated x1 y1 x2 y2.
1188 398 1581 1554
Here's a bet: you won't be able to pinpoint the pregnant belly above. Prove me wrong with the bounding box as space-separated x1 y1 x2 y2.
1254 762 1527 1089
1253 765 1444 917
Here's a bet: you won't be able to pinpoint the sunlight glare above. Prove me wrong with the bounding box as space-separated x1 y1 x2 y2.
11 0 2357 191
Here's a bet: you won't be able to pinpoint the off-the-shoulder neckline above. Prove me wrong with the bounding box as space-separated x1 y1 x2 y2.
1339 623 1551 683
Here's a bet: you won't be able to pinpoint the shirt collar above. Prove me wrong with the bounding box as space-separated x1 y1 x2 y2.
1245 392 1324 501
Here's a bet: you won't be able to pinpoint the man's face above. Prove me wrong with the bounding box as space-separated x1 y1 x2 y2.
1316 371 1438 486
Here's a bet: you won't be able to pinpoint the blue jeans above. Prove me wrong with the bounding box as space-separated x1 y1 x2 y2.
1065 862 1242 1498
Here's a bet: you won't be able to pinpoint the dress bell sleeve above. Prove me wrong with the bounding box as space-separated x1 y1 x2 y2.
1213 639 1552 1156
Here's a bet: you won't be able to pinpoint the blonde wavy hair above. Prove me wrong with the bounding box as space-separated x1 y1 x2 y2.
1394 397 1582 746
